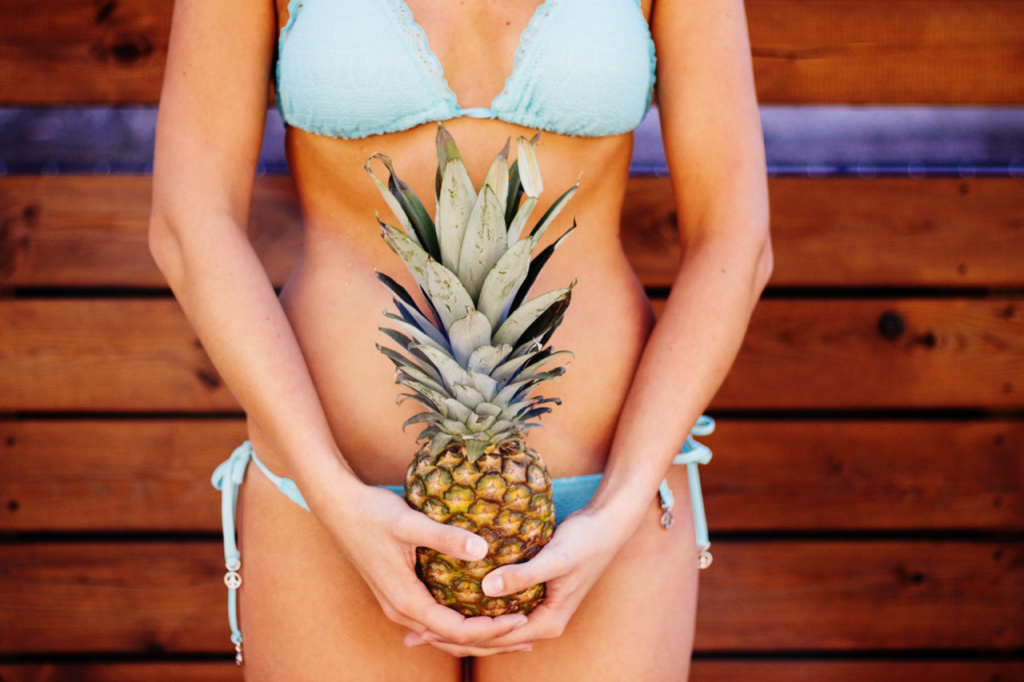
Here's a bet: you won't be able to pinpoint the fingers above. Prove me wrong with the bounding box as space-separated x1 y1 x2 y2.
387 584 528 646
405 630 534 657
394 509 487 562
466 601 570 648
482 545 572 597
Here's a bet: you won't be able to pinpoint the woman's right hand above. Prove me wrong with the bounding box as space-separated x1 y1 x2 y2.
316 481 534 657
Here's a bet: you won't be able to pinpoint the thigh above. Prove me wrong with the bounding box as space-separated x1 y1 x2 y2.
236 442 462 682
474 466 700 682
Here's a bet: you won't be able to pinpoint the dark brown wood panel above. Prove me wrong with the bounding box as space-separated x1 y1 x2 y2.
2 541 1020 652
3 419 1021 532
0 299 237 412
2 661 1021 682
694 541 1023 652
0 176 302 288
709 298 1024 409
2 298 1021 411
692 661 1024 682
4 177 1024 288
623 177 1024 288
3 0 1023 104
703 420 1024 531
0 0 174 105
0 420 248 531
0 663 243 682
746 0 1024 104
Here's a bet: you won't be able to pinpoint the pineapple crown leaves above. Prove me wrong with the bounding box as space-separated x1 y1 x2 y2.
366 122 577 462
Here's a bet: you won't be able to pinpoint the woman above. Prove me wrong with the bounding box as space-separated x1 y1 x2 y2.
150 0 771 677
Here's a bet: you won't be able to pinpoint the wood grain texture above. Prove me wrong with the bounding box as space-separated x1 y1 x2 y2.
0 420 248 531
5 297 1020 411
1 541 1020 653
0 0 173 105
691 661 1024 682
746 0 1024 104
1 661 1021 682
4 176 1024 288
0 299 237 412
0 663 243 682
705 298 1024 409
0 176 302 288
2 0 1023 103
2 419 1021 532
702 420 1024 531
622 177 1024 288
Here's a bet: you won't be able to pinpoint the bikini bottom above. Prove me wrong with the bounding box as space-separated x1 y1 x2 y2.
211 416 715 664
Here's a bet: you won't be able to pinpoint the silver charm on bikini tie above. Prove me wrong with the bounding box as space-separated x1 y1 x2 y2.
235 641 244 666
224 559 242 589
698 544 713 569
659 494 675 529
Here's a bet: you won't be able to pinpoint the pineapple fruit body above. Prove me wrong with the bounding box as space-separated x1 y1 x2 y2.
406 436 554 616
368 123 577 616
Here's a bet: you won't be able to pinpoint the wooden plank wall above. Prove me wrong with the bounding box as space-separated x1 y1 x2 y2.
2 0 1023 679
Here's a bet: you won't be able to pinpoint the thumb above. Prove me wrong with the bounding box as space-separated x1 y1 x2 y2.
397 510 488 562
482 546 568 597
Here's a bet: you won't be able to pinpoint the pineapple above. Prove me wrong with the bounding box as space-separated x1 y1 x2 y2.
365 123 578 616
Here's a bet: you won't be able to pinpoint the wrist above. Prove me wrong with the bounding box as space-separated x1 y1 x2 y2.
291 446 369 519
584 475 658 543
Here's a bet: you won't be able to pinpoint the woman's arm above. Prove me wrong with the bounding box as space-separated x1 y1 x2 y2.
150 0 531 653
422 0 772 646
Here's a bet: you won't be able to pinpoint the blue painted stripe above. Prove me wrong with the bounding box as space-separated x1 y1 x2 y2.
1 106 1022 177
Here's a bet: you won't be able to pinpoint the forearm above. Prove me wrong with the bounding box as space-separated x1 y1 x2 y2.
589 221 771 534
149 211 365 513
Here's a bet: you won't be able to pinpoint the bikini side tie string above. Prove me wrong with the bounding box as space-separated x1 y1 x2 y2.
211 442 253 665
657 415 715 568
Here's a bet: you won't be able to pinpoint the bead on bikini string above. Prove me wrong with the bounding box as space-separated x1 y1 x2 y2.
698 544 713 570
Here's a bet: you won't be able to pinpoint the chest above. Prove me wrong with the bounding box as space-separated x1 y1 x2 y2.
272 0 658 139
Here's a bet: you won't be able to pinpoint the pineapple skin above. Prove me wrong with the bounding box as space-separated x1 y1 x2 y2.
405 434 555 616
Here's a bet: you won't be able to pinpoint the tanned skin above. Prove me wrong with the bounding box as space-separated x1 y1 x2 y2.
150 0 771 677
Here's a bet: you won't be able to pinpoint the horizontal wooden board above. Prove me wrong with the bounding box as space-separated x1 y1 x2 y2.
2 0 1023 104
709 298 1024 409
0 663 242 682
3 419 1021 532
623 177 1024 288
0 420 248 531
691 661 1024 682
745 0 1024 104
702 420 1024 531
1 661 1021 682
2 297 1021 411
0 176 303 288
1 541 1020 653
4 177 1024 288
0 299 237 412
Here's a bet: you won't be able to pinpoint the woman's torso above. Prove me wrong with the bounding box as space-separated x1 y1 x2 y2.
250 0 658 486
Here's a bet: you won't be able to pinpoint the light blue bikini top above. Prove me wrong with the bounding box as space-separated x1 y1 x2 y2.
275 0 656 139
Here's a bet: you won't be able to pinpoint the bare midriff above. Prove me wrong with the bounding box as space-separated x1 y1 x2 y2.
251 0 658 488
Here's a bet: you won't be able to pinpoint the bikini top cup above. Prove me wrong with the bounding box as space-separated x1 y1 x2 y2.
275 0 657 139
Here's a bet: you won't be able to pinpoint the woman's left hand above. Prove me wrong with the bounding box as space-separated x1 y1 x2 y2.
403 503 636 655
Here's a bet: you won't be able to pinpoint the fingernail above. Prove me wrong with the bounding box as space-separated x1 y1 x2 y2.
515 643 533 652
421 631 441 643
513 617 528 629
466 536 488 560
482 574 503 596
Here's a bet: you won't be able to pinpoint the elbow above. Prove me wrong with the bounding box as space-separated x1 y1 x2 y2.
148 208 184 289
752 227 774 298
